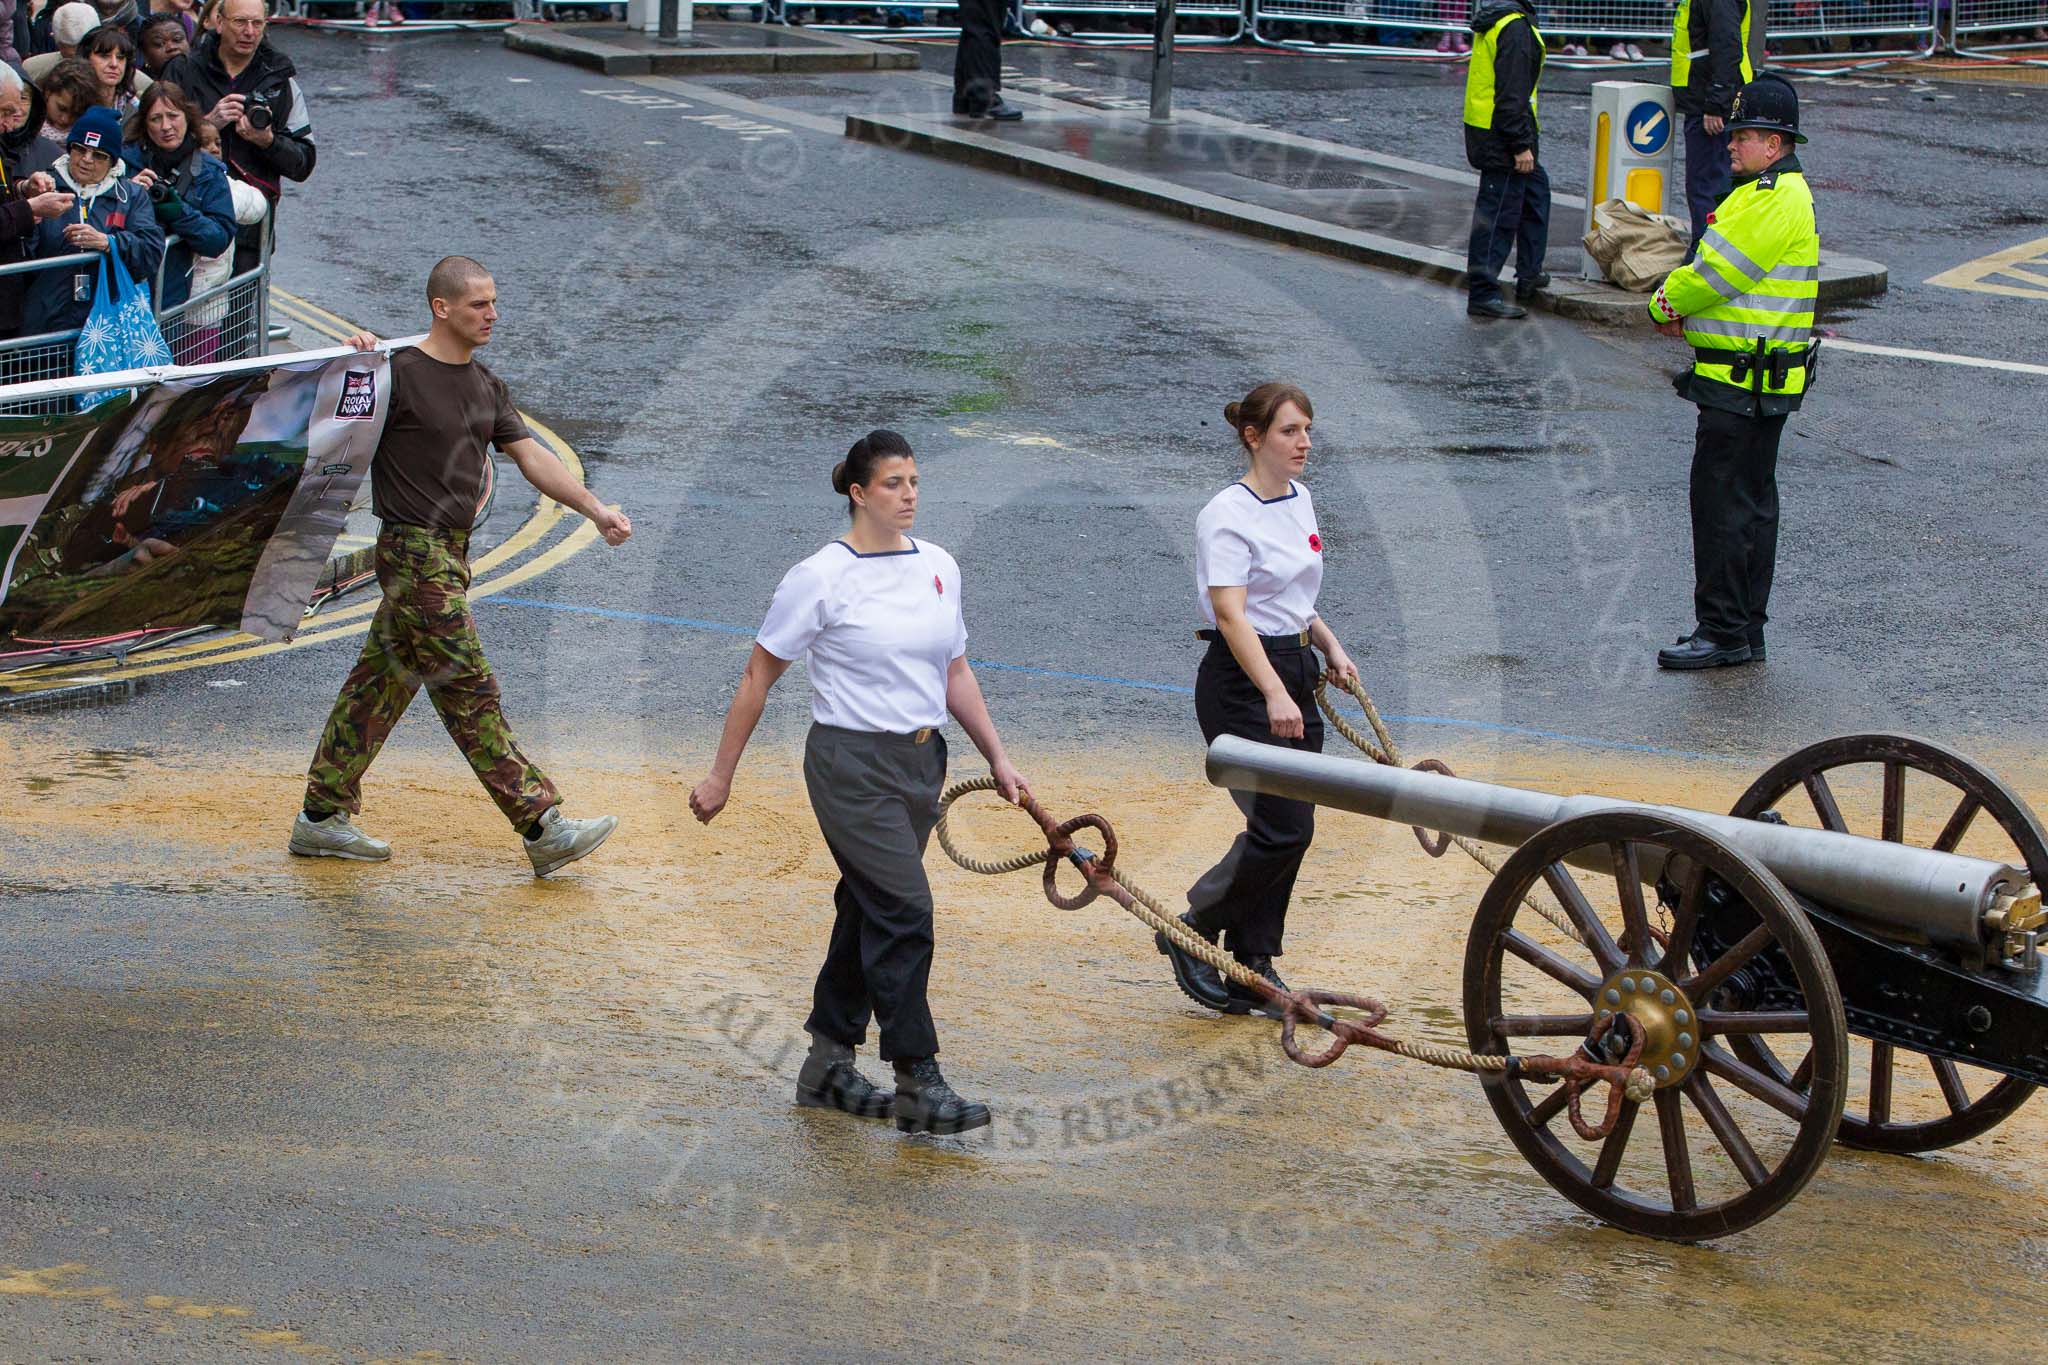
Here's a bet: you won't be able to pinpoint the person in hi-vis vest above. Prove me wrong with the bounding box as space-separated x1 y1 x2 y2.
1461 0 1548 321
1650 75 1820 671
1671 0 1755 256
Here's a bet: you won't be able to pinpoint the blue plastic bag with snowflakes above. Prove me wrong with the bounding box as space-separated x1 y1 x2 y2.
73 247 172 413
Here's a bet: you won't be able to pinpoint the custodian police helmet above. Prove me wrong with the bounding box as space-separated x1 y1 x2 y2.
1725 72 1808 145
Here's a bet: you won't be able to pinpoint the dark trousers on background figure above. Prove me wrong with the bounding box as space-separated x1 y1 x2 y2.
1186 639 1324 960
953 0 1004 114
1690 404 1785 650
1683 115 1732 256
1466 162 1551 305
802 723 946 1062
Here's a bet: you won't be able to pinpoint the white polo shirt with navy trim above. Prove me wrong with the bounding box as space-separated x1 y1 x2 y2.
757 537 967 734
1194 480 1324 634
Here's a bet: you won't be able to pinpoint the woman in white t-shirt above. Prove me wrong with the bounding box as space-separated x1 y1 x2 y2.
1158 383 1360 1019
689 430 1028 1137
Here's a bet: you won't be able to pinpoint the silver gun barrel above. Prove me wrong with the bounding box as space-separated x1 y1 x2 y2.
1206 735 2027 955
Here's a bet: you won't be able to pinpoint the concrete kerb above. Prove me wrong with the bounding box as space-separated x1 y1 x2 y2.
843 104 1887 329
502 20 919 76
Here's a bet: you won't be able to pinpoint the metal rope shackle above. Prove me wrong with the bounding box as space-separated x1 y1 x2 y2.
933 776 1653 1134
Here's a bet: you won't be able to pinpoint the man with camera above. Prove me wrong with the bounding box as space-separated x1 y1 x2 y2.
159 0 312 276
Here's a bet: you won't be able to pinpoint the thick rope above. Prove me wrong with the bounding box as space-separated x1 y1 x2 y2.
935 777 1654 1137
1315 675 1589 949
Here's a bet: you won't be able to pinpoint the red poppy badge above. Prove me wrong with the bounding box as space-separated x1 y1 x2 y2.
1308 533 1323 553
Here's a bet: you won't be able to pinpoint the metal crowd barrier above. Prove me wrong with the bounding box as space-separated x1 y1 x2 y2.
1764 0 1941 57
0 219 274 418
1027 0 1246 43
771 0 965 37
1949 0 2048 51
1247 0 1666 53
277 0 521 31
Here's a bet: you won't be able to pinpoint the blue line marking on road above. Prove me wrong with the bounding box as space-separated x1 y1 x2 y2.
486 596 1728 761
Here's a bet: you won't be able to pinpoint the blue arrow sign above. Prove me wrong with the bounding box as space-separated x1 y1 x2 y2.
1625 99 1671 156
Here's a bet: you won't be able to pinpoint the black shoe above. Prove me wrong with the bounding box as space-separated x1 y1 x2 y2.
975 100 1024 122
1748 634 1766 662
1467 297 1527 320
893 1057 992 1135
1514 271 1552 301
1221 955 1291 1018
1657 632 1753 670
1156 911 1229 1011
795 1043 894 1119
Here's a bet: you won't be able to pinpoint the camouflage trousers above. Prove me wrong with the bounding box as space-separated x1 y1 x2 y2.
303 524 558 830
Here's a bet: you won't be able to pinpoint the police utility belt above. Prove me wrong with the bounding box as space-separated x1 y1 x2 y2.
1195 628 1312 650
1695 336 1821 392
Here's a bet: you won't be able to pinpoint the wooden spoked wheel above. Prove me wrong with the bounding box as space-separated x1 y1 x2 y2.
1727 733 2047 1153
1464 810 1847 1241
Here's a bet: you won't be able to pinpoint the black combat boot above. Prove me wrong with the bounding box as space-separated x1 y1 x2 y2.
1156 910 1229 1010
1222 954 1291 1019
892 1057 992 1135
795 1038 894 1119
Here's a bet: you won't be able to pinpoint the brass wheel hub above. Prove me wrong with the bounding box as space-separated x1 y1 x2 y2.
1596 969 1698 1089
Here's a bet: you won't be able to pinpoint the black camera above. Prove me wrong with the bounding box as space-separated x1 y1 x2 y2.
146 178 172 206
245 101 274 132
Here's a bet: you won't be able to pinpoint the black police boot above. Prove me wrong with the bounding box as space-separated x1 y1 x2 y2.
1156 910 1229 1011
1467 296 1528 320
1657 632 1753 670
1222 954 1292 1019
1747 631 1766 662
893 1057 992 1135
1514 272 1552 302
795 1039 894 1119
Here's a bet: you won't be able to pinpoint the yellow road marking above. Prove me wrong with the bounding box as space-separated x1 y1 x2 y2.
1926 236 2048 299
0 298 596 695
272 287 365 336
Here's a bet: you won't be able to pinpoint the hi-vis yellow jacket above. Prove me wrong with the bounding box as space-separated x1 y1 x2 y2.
1650 156 1820 416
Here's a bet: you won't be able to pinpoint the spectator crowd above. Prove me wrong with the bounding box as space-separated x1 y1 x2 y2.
0 0 311 366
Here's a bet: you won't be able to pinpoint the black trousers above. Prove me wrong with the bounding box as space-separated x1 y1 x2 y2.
1466 161 1550 303
802 724 946 1062
1186 638 1324 959
1682 115 1732 255
952 0 1004 114
1690 404 1786 647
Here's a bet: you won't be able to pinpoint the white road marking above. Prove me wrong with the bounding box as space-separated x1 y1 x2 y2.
1829 338 2048 377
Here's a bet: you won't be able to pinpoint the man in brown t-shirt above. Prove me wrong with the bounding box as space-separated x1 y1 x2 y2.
291 256 634 877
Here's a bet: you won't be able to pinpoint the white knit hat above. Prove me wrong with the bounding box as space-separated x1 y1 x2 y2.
53 2 102 47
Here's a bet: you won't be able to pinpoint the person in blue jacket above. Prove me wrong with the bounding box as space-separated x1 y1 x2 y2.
22 104 163 335
123 79 231 311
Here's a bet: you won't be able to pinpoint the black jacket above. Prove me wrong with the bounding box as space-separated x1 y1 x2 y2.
0 82 45 336
1674 0 1748 119
160 34 315 207
1463 0 1542 172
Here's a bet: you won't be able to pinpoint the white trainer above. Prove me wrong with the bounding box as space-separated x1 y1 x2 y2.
525 807 618 877
289 811 392 861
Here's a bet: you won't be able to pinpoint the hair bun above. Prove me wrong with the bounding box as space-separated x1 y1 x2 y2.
1223 401 1243 427
830 460 851 495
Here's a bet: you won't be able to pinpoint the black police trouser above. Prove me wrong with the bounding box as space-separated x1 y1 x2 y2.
1690 403 1785 648
953 0 1004 114
1186 636 1324 960
1467 161 1550 303
1683 115 1732 256
802 723 945 1062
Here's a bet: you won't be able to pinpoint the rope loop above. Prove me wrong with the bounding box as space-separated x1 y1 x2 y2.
1277 989 1390 1068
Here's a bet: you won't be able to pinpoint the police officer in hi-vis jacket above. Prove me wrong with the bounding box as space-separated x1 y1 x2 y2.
1650 75 1820 671
1671 0 1755 255
1462 0 1549 320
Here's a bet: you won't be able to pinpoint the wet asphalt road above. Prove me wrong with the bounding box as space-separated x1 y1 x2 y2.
4 26 2048 1363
